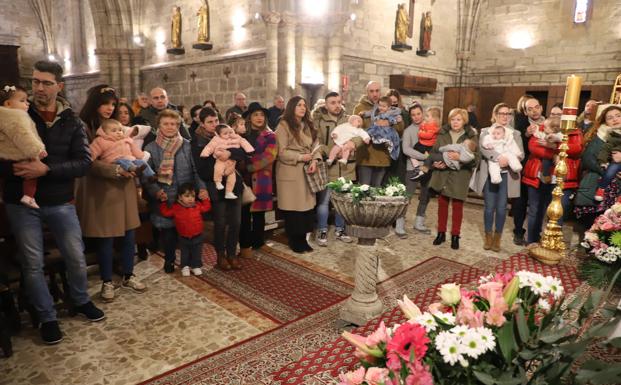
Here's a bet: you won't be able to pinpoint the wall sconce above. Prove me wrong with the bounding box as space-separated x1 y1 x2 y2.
189 71 197 82
162 73 169 82
223 66 231 78
133 33 145 47
507 30 533 49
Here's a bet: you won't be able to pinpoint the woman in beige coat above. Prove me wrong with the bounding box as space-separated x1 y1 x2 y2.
75 85 146 302
275 96 322 253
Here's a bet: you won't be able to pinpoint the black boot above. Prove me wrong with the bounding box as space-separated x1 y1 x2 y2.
433 232 446 245
289 234 305 253
451 235 460 250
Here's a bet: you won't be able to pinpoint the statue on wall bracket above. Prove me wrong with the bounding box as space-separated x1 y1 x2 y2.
193 0 213 50
391 2 413 52
417 11 435 56
167 6 185 55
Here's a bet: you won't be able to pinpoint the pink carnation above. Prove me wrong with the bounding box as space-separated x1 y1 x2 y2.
478 282 504 303
365 321 388 347
364 367 390 385
338 367 365 385
405 361 434 385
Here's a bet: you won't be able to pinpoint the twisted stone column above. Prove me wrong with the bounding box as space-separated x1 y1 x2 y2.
340 238 383 325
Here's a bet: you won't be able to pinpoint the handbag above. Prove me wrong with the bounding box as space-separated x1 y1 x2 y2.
241 183 256 205
303 160 328 193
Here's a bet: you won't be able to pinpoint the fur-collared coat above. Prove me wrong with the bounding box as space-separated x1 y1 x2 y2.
0 106 45 160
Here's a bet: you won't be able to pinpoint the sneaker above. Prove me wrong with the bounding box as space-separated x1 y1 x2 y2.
335 229 353 243
20 195 40 209
215 182 225 190
326 159 334 166
409 170 425 181
338 158 348 165
316 230 328 247
74 301 106 322
395 231 408 239
512 232 525 246
191 267 203 276
122 275 147 292
40 321 63 345
594 188 605 202
181 266 191 277
100 281 115 302
225 192 238 199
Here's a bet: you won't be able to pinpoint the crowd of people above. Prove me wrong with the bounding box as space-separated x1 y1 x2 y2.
0 59 620 346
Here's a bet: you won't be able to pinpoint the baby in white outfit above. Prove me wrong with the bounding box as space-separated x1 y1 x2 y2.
481 125 523 184
327 115 370 165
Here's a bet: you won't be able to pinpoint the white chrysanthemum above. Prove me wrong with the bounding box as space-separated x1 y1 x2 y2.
360 184 370 192
476 327 496 352
434 311 456 325
516 271 537 288
461 332 486 359
415 312 438 332
436 332 463 366
538 298 551 312
544 276 564 300
342 183 352 191
450 325 470 338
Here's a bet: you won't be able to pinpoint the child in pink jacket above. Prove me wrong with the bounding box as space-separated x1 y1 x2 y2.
200 124 254 199
90 119 156 179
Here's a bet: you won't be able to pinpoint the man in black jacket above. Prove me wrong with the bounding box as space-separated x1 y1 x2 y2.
1 60 104 345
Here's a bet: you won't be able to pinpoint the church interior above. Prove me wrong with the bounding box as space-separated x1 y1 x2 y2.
1 1 621 384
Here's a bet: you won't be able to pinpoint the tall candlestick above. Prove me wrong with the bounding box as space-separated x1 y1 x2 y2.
563 74 582 108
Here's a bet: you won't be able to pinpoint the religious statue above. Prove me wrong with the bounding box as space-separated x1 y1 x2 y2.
420 11 433 52
391 2 413 52
167 6 185 54
193 0 213 50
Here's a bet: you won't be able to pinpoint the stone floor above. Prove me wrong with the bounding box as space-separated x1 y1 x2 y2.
0 198 580 385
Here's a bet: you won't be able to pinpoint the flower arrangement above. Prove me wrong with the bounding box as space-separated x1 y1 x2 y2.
327 177 407 204
339 271 621 385
580 202 621 288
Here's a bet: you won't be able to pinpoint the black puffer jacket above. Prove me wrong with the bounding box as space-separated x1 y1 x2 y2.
0 98 92 206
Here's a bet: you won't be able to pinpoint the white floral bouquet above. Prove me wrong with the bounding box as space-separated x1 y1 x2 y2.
338 271 621 385
580 202 621 288
327 177 407 204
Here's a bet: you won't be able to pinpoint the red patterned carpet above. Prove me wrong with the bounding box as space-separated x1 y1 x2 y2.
270 252 582 385
140 256 472 385
196 245 352 323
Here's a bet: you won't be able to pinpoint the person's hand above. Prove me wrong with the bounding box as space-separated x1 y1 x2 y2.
306 159 317 174
118 169 136 178
331 132 338 139
447 151 460 161
616 170 621 180
198 189 209 200
39 150 48 159
13 158 49 179
497 155 509 168
156 190 168 201
612 151 621 163
363 137 370 144
526 124 538 137
396 115 403 123
433 161 447 170
300 153 313 162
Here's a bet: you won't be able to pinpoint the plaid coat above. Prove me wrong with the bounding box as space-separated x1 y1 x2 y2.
246 128 277 212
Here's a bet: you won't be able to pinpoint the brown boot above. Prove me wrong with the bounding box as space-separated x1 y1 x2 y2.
491 232 502 252
483 232 493 250
239 247 253 259
217 252 231 271
228 258 242 270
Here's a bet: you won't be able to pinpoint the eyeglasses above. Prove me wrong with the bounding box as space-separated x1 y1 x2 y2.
32 78 57 88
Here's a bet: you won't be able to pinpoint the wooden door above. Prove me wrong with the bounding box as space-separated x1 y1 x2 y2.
0 46 19 85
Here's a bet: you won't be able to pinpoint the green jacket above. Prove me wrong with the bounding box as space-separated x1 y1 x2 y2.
575 135 606 207
597 128 621 164
312 107 363 181
352 95 404 167
428 125 480 201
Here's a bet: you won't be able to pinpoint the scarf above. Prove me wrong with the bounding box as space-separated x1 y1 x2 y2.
155 130 183 185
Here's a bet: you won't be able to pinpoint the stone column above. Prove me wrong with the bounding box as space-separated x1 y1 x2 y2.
280 12 297 99
327 16 347 93
95 48 143 98
262 11 281 100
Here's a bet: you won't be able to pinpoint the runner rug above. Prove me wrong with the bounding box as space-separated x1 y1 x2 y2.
139 256 476 385
270 252 583 385
196 245 353 323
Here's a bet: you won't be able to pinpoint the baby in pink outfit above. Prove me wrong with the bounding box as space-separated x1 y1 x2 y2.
200 124 254 199
90 119 156 179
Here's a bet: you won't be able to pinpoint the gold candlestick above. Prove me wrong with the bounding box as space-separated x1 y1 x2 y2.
530 75 582 265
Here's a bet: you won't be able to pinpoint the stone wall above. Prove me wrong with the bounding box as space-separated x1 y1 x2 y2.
63 73 102 111
466 0 621 87
141 50 267 109
342 0 458 112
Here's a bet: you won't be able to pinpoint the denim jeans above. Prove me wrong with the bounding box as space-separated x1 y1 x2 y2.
527 184 553 244
483 173 508 233
560 188 575 225
5 203 91 323
357 166 386 187
405 170 431 217
179 235 204 268
96 229 136 282
598 162 621 188
316 188 344 232
116 158 155 178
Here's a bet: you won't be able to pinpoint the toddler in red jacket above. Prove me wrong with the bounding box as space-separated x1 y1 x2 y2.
159 183 212 276
411 106 441 180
